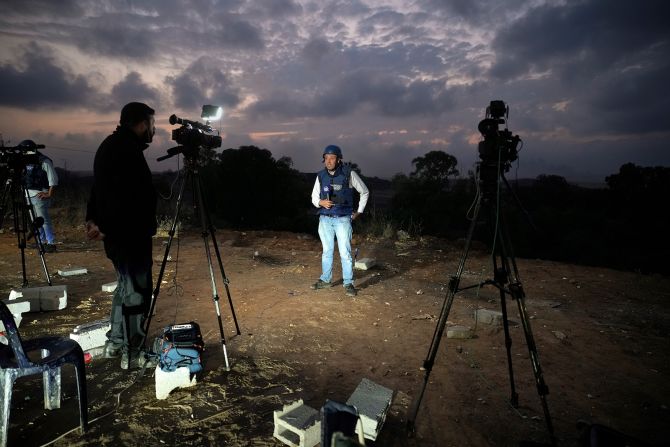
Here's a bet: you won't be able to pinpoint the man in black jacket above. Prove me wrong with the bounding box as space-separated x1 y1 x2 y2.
86 102 157 369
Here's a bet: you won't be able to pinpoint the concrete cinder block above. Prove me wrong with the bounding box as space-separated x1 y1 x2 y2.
354 258 376 270
273 400 321 447
70 318 110 352
346 378 393 441
447 325 473 339
39 285 68 311
475 308 503 326
58 267 88 277
155 366 197 400
102 281 118 293
8 289 22 300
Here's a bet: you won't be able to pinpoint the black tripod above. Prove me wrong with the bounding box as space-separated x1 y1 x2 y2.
0 158 52 286
143 148 241 370
406 159 555 445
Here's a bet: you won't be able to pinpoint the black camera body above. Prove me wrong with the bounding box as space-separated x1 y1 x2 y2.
171 126 222 149
158 114 223 162
0 140 43 171
169 114 222 149
477 100 521 171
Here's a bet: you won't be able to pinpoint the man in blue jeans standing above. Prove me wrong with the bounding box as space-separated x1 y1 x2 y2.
311 145 369 296
23 143 59 253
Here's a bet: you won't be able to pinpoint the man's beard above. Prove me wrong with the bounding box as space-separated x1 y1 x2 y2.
144 130 154 143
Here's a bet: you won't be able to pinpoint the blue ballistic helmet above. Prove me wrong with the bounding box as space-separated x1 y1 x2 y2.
323 144 342 159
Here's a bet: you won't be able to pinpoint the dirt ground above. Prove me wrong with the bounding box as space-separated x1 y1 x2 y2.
1 224 669 446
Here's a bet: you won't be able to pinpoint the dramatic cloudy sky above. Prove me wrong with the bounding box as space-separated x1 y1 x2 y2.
1 0 668 182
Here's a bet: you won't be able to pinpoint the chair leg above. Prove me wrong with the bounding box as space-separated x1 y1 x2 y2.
74 361 88 433
43 367 61 410
0 371 16 447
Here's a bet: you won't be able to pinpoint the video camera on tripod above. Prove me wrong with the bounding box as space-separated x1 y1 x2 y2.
158 105 223 162
0 140 44 171
477 100 521 174
0 139 52 285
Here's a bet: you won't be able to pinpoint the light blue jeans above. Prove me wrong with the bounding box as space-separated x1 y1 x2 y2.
28 194 55 244
318 215 354 286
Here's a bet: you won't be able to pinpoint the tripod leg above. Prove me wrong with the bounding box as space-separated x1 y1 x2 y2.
193 173 231 370
13 197 28 287
142 170 188 337
197 176 241 335
498 213 556 445
23 187 51 285
407 193 483 435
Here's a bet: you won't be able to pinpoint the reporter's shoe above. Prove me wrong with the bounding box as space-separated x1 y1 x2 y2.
44 244 57 253
103 341 123 359
311 279 332 290
344 283 357 297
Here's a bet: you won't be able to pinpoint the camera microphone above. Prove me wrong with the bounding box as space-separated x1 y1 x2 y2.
169 114 212 132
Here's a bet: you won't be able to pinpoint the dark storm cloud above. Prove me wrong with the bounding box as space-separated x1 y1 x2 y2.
357 9 405 36
418 0 529 24
251 68 453 119
73 19 158 59
491 0 670 79
108 72 161 111
0 42 96 108
490 0 670 134
1 0 84 17
167 57 241 111
214 15 265 50
247 0 303 18
301 37 332 68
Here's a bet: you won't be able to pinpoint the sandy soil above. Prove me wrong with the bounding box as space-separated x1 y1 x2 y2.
1 224 669 446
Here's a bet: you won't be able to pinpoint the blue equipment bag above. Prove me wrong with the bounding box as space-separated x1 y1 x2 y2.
153 322 205 373
158 342 202 373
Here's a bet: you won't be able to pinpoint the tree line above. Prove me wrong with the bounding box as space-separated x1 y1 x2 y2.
51 146 669 275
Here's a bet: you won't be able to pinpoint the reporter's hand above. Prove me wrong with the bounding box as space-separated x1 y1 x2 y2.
351 212 361 221
319 199 334 209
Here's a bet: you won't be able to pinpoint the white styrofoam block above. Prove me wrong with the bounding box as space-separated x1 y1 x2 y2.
2 299 31 315
0 299 30 330
102 281 118 292
5 296 39 312
70 319 111 352
273 400 321 447
58 267 88 277
354 258 376 270
155 366 197 400
346 378 393 441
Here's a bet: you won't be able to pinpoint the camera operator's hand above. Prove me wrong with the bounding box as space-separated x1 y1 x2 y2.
319 199 334 209
85 220 105 241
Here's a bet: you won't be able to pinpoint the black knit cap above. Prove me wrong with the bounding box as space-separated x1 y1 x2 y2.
119 102 155 127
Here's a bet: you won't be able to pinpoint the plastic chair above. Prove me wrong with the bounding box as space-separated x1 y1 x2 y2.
0 300 88 447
